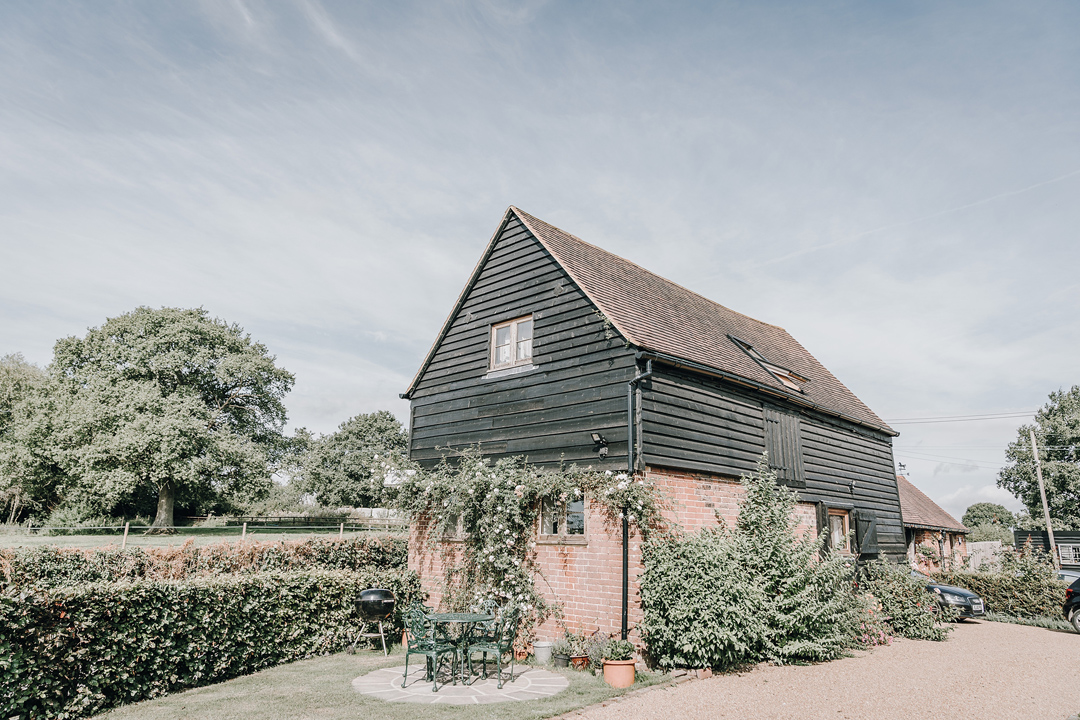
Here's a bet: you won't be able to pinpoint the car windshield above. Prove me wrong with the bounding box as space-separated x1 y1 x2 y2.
910 569 930 581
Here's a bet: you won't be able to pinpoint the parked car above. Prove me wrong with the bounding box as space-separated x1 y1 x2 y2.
1063 578 1080 633
1057 569 1080 585
911 570 986 619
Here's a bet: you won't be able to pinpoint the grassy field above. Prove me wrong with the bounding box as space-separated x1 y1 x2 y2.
0 529 404 549
93 645 666 720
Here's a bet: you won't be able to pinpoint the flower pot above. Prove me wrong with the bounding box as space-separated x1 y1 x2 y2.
515 648 528 661
553 654 570 668
602 659 636 688
570 654 589 670
532 641 554 665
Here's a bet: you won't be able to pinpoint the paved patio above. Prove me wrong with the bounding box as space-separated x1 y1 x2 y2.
351 663 570 705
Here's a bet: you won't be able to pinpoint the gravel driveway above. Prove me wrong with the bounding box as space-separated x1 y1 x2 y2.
580 621 1079 720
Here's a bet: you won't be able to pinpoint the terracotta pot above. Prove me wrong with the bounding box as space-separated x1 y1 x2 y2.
553 654 570 668
603 659 636 688
515 648 528 661
570 654 589 670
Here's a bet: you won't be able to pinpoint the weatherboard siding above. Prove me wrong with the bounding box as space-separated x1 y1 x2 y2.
639 364 905 560
409 217 638 468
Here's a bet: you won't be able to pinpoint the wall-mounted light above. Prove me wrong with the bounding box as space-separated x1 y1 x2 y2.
591 433 609 459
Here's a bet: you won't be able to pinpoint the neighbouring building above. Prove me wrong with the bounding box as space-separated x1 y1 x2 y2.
402 206 905 639
896 474 968 571
1014 530 1080 570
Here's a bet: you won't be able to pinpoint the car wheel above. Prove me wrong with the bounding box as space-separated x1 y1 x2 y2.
1071 611 1080 635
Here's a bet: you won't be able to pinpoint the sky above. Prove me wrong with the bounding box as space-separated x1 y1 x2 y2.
2 0 1078 521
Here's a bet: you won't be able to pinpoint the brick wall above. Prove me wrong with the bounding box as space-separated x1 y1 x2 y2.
408 465 822 643
906 528 968 572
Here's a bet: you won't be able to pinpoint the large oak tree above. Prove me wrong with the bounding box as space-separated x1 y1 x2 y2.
6 307 294 527
998 386 1080 530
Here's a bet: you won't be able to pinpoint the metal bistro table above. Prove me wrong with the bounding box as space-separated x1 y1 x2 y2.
426 612 495 686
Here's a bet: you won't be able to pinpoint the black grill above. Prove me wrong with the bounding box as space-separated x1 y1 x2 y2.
356 588 395 622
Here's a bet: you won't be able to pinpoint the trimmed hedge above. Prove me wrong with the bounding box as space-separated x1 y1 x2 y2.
0 568 421 720
934 567 1066 619
860 561 952 641
0 536 408 589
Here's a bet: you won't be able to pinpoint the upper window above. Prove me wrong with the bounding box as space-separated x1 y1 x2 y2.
491 316 533 370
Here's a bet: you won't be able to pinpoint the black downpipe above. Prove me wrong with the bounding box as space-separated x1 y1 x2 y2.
623 359 653 640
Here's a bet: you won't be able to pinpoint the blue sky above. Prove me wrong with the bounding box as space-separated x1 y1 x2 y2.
2 1 1078 520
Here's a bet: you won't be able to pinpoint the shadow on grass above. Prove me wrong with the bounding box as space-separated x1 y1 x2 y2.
94 646 667 720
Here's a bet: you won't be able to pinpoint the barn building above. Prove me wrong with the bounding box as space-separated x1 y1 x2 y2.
401 206 904 639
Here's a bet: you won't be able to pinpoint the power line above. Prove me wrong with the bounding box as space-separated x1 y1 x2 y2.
895 450 1003 469
886 410 1037 425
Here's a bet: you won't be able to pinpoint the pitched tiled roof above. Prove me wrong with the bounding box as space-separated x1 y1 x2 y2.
897 475 968 533
511 207 894 434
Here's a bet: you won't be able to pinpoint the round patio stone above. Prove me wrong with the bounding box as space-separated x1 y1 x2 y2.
352 663 570 705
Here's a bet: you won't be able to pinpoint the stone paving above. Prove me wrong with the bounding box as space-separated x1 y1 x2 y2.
352 662 569 705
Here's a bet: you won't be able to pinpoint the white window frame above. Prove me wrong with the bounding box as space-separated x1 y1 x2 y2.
490 315 534 370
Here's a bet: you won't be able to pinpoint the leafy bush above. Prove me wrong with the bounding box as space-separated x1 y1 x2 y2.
0 536 408 589
859 561 952 641
639 460 863 670
0 568 422 719
933 547 1066 619
603 639 635 661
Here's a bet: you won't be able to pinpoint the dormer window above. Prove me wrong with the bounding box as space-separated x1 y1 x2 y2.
729 336 808 392
490 316 533 370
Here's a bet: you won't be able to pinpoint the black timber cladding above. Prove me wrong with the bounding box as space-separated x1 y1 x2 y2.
639 364 906 561
408 216 638 468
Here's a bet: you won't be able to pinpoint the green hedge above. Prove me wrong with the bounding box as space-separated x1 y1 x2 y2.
860 561 952 641
0 568 421 719
0 536 408 589
934 553 1066 619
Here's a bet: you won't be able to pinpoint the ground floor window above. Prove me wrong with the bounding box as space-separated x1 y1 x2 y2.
539 495 586 542
828 508 850 552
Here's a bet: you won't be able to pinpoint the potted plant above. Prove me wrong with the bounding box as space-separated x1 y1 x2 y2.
552 637 572 668
601 639 636 688
569 633 589 670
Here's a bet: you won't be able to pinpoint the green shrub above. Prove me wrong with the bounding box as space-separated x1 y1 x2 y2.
639 460 863 670
0 568 421 720
933 547 1065 619
0 536 408 589
859 561 952 641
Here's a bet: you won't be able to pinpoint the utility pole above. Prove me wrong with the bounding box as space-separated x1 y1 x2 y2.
1030 430 1059 569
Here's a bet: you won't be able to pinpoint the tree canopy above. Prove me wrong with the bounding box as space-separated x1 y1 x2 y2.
0 307 294 527
297 411 408 508
961 502 1015 529
998 387 1080 531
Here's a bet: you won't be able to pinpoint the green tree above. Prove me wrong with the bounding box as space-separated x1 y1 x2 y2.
1 307 294 527
297 411 407 508
961 502 1015 529
0 354 47 521
998 387 1080 531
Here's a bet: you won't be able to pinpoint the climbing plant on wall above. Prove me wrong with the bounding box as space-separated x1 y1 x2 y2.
388 447 671 637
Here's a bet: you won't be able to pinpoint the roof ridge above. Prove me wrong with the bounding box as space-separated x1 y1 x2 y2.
510 206 787 333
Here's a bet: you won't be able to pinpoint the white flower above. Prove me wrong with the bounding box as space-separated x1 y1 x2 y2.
618 512 624 519
628 514 635 522
616 473 628 481
617 481 628 490
373 454 379 459
605 470 613 476
504 529 510 535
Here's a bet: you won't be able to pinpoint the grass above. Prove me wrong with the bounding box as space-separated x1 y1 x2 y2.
984 611 1075 632
0 529 402 549
92 645 667 720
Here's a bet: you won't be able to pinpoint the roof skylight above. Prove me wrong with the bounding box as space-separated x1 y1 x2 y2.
729 336 808 392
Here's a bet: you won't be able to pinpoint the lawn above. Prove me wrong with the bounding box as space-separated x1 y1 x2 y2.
93 645 666 720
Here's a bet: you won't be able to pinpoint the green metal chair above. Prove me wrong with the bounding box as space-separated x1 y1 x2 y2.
464 607 520 689
402 604 458 692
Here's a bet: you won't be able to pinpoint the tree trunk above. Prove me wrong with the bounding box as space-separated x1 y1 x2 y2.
153 483 175 528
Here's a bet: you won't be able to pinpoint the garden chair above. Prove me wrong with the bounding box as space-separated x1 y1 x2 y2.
464 606 520 689
401 604 458 692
